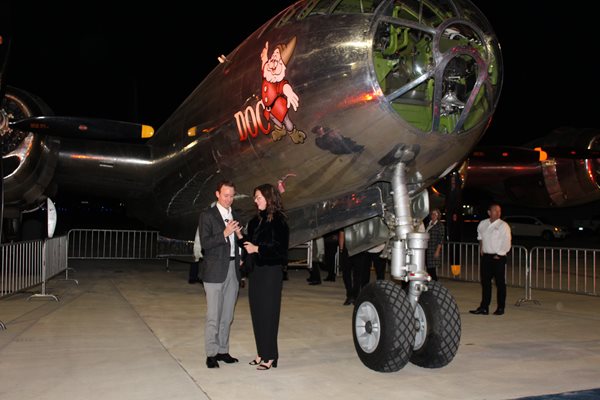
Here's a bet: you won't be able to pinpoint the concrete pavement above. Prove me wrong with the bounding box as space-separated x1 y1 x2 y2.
1 259 600 400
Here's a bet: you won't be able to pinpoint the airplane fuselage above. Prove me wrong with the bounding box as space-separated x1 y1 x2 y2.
6 1 503 243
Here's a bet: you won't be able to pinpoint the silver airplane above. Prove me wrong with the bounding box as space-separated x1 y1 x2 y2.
1 0 503 372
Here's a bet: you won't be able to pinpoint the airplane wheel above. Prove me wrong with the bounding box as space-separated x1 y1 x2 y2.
352 280 415 372
410 281 461 368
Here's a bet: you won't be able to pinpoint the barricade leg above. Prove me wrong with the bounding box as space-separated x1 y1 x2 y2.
515 261 541 306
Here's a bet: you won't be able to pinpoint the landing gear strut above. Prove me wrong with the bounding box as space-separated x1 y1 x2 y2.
352 162 461 372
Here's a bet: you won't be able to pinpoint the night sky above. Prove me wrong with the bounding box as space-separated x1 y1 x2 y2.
4 1 598 146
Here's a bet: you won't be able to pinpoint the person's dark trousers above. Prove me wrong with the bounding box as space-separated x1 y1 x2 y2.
479 254 506 309
307 262 321 284
340 248 355 298
367 252 386 280
344 251 366 299
323 240 338 280
427 267 438 281
356 252 371 289
189 261 201 283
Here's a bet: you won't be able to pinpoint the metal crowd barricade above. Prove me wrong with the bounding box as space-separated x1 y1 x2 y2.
28 236 70 302
65 229 160 278
528 246 599 296
442 241 600 300
67 229 195 271
1 240 44 300
155 235 194 270
1 236 70 329
67 229 159 260
288 241 313 270
440 241 530 302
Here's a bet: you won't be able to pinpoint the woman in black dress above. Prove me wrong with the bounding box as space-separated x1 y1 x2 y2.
241 183 289 370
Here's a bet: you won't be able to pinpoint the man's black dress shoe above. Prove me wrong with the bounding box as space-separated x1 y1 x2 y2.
493 308 505 315
343 297 354 306
469 307 489 315
206 356 219 368
308 280 321 285
188 278 202 284
324 276 336 282
216 353 239 363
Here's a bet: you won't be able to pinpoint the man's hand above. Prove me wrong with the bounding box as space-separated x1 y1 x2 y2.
224 220 240 237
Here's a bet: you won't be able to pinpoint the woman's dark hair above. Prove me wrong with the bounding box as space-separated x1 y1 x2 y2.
254 183 285 222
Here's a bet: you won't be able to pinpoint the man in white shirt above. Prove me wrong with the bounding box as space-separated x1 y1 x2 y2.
470 203 512 316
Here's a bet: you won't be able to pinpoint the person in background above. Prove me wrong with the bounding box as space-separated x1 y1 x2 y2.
323 231 340 281
239 183 289 371
470 203 512 316
339 230 352 305
306 244 322 285
365 243 387 281
425 208 445 281
189 224 203 284
199 180 242 369
340 231 370 305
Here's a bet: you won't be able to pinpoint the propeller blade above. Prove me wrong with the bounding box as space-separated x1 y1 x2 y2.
9 116 154 141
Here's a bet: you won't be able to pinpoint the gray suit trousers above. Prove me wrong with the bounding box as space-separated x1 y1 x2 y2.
203 260 239 356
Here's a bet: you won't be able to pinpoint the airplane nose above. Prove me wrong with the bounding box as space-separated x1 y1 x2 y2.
371 1 502 135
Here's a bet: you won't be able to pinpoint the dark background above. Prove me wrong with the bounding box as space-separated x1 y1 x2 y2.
3 1 599 238
4 1 596 145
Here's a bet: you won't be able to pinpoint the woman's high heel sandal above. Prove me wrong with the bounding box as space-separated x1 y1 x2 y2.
257 359 277 370
249 357 262 366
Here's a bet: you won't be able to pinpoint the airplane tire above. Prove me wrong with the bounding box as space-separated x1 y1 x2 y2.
352 280 415 372
410 280 461 368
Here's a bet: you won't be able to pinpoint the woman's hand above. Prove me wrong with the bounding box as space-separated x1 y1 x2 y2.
244 242 259 254
235 226 243 240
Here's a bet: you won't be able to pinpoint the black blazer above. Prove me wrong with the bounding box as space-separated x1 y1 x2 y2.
244 210 289 267
198 206 241 283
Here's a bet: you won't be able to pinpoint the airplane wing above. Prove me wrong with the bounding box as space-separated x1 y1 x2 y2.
465 127 600 208
428 127 600 220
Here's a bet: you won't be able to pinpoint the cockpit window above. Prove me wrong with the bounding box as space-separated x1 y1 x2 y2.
372 0 502 134
276 0 381 26
330 0 378 14
385 0 459 27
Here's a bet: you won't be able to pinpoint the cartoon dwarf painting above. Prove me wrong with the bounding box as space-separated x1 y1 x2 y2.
260 36 306 144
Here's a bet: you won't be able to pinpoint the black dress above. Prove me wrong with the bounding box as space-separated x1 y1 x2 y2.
244 210 289 362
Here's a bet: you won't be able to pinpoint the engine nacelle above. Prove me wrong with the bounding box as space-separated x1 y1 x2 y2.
1 86 58 217
465 127 600 207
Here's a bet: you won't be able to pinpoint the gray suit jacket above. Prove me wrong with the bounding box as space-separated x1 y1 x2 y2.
198 206 241 283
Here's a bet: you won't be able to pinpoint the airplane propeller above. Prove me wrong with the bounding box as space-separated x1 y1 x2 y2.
0 22 153 242
8 116 154 141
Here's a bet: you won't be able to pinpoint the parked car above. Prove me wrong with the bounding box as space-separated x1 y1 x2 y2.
572 215 600 234
503 216 569 240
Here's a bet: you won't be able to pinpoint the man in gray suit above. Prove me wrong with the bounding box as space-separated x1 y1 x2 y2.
199 180 242 368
